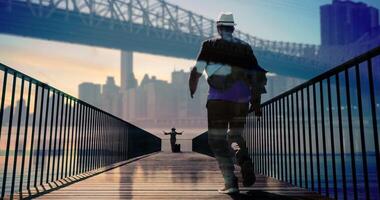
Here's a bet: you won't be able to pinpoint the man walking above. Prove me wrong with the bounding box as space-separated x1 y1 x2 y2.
189 12 267 194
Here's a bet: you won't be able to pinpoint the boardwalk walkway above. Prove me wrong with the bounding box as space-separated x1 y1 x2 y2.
36 152 323 200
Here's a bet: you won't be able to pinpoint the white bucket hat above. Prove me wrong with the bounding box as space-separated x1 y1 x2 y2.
216 12 236 26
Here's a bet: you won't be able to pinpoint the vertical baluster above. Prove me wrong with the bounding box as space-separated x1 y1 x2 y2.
260 107 271 176
301 88 308 189
40 87 50 185
296 91 302 187
344 69 357 199
19 80 32 192
287 95 292 184
280 98 284 181
107 116 111 165
320 81 329 196
51 92 61 181
84 106 91 171
355 64 370 199
46 90 56 183
89 108 95 170
10 77 24 197
336 74 347 200
307 86 314 190
284 97 288 182
276 101 280 179
258 107 261 174
312 84 321 193
367 59 380 198
272 102 276 177
84 105 89 171
56 94 64 180
327 78 337 199
69 100 77 176
60 96 68 179
264 104 268 176
263 105 272 176
255 107 258 173
64 99 72 177
27 85 39 189
34 84 45 187
75 103 83 175
96 110 102 168
268 104 272 177
1 74 17 198
79 106 86 173
92 109 98 169
291 93 297 185
0 70 8 141
100 112 105 167
270 103 273 175
82 106 89 172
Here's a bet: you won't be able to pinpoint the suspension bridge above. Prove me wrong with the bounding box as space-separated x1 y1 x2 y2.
0 0 345 79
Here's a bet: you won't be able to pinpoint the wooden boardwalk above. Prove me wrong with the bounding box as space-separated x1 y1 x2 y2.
36 152 324 200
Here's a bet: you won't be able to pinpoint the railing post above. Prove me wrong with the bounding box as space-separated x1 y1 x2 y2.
1 74 16 198
344 69 358 199
336 74 347 200
10 76 24 197
327 77 338 199
19 79 32 192
355 64 370 199
367 58 380 198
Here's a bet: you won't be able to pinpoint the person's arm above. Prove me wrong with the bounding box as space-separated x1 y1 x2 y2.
189 68 202 98
163 131 169 135
249 71 267 117
177 131 183 135
189 41 207 98
247 47 267 117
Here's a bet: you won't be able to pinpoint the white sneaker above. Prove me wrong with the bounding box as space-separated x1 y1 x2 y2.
218 186 239 194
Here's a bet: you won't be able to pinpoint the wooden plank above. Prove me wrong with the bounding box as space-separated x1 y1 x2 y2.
35 152 325 200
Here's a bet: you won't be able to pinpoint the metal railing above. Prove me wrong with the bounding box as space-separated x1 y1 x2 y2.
191 46 380 199
0 63 161 199
192 131 213 157
243 46 380 199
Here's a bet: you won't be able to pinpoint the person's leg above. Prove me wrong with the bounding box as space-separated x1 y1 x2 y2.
227 102 256 187
206 100 238 190
170 139 175 152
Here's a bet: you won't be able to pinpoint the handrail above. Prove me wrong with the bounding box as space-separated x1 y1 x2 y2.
0 62 161 198
262 45 380 106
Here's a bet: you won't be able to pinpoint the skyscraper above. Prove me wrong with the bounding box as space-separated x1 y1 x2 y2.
121 51 138 90
78 82 101 107
102 76 122 116
320 0 379 46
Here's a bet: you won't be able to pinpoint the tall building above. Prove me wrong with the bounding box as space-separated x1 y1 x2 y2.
102 77 122 117
320 0 379 46
121 51 138 90
78 82 101 107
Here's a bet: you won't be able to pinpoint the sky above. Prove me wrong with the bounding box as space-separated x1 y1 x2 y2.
0 0 379 97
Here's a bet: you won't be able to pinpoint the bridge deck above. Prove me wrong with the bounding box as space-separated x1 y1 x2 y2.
36 152 323 200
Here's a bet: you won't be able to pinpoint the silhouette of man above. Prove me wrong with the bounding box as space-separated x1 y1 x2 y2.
163 127 183 152
189 12 267 194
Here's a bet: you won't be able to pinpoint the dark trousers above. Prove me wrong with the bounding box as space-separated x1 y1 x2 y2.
207 100 251 186
170 138 176 152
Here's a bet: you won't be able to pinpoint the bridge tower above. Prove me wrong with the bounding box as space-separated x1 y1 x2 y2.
121 51 138 90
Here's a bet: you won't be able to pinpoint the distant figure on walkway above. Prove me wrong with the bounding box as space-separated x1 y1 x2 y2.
189 12 267 194
163 127 183 152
